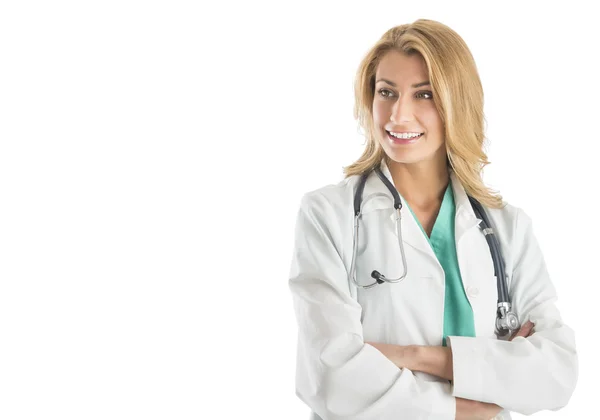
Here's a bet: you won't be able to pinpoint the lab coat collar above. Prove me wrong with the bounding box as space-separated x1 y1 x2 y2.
358 159 482 254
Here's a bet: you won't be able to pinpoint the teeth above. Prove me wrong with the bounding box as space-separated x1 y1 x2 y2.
389 132 422 139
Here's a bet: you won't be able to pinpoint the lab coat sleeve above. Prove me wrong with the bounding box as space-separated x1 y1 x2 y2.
446 208 578 415
289 192 456 420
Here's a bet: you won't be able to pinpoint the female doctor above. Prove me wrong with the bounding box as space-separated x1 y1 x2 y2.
288 19 578 420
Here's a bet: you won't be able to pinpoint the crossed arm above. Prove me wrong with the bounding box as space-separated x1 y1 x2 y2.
366 321 535 420
368 321 533 381
291 195 577 419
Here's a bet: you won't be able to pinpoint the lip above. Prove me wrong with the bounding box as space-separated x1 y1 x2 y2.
386 131 423 144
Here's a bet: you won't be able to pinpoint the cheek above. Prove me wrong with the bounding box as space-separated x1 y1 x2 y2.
422 109 444 131
372 102 387 125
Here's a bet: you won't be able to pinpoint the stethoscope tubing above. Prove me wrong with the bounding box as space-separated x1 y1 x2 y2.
349 166 519 336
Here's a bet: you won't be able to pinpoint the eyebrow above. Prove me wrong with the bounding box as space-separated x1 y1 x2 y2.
376 78 430 88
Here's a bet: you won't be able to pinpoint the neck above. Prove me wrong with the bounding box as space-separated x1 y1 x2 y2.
386 158 450 211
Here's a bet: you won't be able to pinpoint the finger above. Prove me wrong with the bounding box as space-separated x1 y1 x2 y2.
514 321 535 338
509 321 534 341
526 322 536 337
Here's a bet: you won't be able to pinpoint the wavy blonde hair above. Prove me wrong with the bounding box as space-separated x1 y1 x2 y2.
344 19 504 208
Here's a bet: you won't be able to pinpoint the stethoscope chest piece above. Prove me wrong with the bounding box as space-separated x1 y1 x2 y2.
496 302 521 337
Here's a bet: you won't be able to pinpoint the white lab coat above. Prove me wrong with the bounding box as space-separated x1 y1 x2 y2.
288 160 578 420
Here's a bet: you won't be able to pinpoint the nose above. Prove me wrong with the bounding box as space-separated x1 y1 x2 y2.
390 94 414 123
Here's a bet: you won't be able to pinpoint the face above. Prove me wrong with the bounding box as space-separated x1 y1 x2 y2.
372 50 446 168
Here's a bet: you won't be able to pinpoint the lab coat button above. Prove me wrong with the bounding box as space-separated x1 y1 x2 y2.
467 286 479 297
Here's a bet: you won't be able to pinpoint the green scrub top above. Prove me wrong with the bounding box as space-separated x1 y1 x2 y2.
405 180 476 346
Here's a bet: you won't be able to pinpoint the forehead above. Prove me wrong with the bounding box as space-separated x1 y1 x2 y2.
375 51 428 85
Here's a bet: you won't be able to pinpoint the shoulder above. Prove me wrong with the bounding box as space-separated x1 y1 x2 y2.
293 175 363 246
485 200 533 237
292 176 362 253
484 201 517 242
298 175 361 216
483 200 537 268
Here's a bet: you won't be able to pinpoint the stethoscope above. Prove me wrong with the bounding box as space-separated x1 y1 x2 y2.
349 166 520 337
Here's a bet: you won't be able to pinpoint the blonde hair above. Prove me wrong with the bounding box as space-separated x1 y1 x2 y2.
344 19 504 208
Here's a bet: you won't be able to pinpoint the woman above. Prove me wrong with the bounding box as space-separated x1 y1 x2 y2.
288 19 578 420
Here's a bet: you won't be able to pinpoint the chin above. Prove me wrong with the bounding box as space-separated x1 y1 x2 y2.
383 148 443 167
381 147 419 163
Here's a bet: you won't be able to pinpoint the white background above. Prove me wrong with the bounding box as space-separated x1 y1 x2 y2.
0 1 597 419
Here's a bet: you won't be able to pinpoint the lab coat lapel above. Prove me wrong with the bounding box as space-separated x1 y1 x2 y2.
358 161 482 254
358 160 436 256
449 170 483 243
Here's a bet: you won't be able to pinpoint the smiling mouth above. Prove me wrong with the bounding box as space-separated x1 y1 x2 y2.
386 131 424 143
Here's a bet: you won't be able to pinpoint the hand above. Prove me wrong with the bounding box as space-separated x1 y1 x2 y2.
509 320 535 341
456 397 502 420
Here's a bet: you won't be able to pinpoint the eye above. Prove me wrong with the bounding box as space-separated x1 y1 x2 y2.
377 89 433 100
416 91 433 100
377 88 395 99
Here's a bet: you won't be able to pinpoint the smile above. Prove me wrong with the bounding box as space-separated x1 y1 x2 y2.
386 131 423 144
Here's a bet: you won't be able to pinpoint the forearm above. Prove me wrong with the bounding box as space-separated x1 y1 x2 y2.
367 342 453 381
408 345 454 381
367 342 504 419
413 348 505 419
